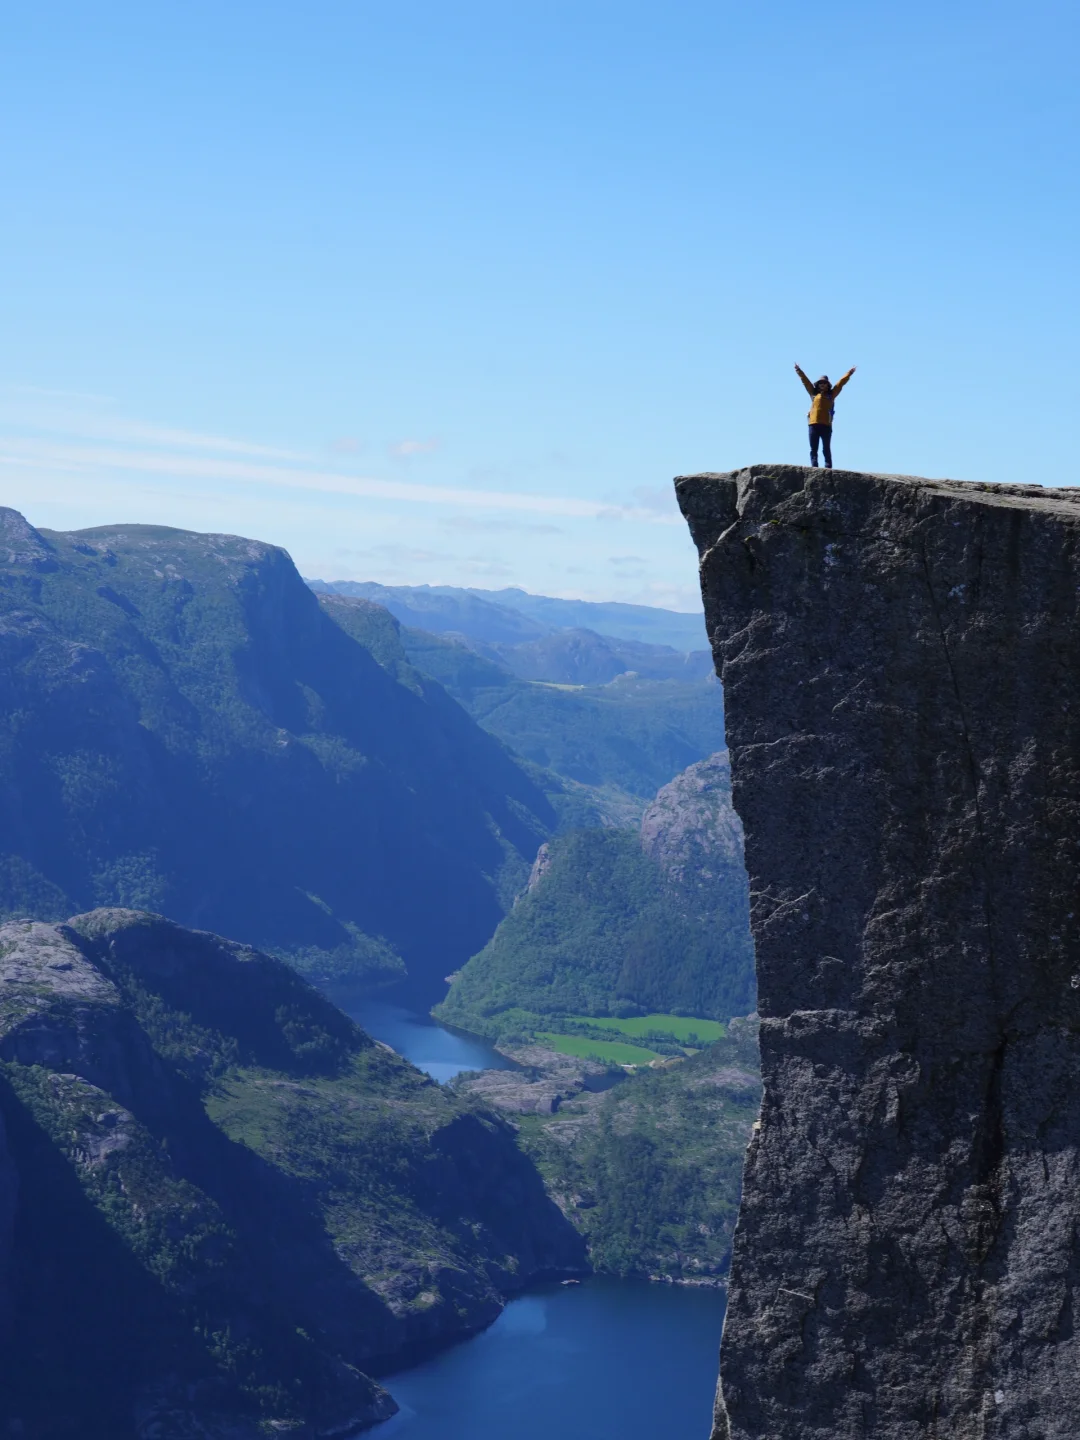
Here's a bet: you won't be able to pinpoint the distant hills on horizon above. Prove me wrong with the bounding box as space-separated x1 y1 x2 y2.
305 578 709 654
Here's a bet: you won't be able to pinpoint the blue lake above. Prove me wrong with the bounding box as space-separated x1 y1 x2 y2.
377 1277 725 1439
345 995 517 1082
348 997 727 1439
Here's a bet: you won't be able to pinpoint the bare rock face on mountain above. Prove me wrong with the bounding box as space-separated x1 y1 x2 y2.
677 464 1080 1440
640 751 744 889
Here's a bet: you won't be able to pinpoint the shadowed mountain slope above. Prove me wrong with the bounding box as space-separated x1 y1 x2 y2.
0 509 553 995
0 909 583 1438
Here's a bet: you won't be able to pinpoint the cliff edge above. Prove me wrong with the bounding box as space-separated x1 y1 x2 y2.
677 465 1080 1440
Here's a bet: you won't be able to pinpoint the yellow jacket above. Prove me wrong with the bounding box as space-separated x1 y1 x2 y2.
796 366 854 424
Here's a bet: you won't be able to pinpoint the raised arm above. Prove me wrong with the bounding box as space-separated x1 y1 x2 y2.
831 366 856 396
794 364 815 396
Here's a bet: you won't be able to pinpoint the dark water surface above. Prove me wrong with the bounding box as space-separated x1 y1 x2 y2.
345 996 516 1082
350 997 726 1438
377 1277 725 1439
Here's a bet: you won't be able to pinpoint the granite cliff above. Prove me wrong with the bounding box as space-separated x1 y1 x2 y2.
678 465 1080 1439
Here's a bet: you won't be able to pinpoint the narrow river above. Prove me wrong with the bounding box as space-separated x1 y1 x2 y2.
346 995 726 1440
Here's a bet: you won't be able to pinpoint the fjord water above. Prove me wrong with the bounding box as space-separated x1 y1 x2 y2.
346 995 515 1081
378 1278 725 1439
351 998 726 1438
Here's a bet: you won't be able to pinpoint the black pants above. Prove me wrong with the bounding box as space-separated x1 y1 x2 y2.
809 423 832 468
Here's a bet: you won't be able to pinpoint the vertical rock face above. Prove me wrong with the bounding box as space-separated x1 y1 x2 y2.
677 465 1080 1440
0 1107 15 1342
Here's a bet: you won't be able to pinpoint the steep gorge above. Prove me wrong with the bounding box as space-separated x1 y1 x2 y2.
678 466 1080 1439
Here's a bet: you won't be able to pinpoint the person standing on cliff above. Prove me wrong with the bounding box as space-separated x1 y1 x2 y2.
794 363 856 469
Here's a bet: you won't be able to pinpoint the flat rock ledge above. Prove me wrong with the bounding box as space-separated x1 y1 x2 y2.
677 466 1080 1440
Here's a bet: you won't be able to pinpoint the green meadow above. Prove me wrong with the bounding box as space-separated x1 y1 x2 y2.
564 1013 727 1045
536 1032 662 1065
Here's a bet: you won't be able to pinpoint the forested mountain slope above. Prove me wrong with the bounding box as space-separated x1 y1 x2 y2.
0 509 553 995
324 599 725 828
0 910 584 1438
510 1018 761 1281
435 753 755 1037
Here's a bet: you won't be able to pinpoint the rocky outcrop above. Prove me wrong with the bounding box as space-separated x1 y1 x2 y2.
640 751 745 889
525 842 553 895
439 749 756 1036
677 465 1080 1440
455 1043 612 1115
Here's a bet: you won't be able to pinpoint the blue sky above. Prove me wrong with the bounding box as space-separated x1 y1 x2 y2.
2 0 1077 609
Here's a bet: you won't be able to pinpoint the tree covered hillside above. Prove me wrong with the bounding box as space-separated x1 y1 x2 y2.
511 1019 761 1281
435 753 755 1038
313 578 724 827
325 598 725 829
0 509 553 995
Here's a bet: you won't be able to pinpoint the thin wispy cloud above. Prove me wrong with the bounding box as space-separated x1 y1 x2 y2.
459 558 515 578
0 432 678 525
0 399 691 610
7 384 116 404
390 438 439 457
90 418 306 461
332 542 451 565
0 388 307 463
441 515 565 535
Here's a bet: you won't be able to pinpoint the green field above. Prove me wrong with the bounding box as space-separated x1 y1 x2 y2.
537 1032 662 1065
564 1013 727 1045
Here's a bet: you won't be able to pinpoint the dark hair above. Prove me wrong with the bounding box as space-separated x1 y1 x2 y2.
816 375 830 387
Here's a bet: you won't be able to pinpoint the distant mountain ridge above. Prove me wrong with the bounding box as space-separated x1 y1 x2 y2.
321 595 725 830
471 586 708 650
465 628 716 687
306 580 708 653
